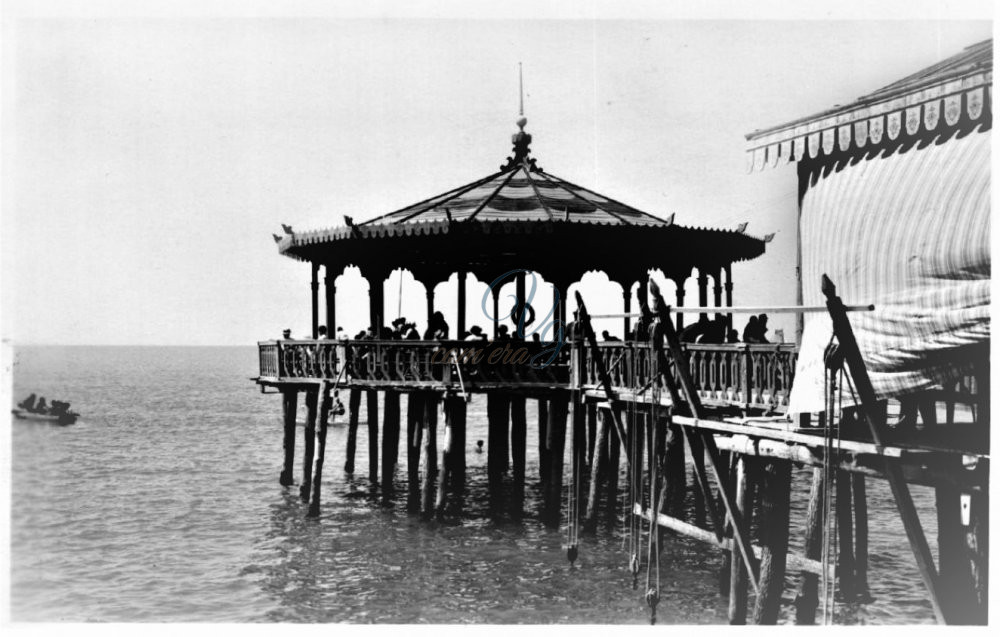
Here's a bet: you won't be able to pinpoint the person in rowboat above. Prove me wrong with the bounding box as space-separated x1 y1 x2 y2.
18 393 37 411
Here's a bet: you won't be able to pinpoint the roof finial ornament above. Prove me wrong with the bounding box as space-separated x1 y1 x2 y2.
502 62 540 172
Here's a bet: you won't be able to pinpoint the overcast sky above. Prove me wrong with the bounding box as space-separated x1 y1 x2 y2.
1 2 992 345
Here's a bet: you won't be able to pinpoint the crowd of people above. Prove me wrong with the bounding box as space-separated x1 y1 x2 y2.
612 314 774 344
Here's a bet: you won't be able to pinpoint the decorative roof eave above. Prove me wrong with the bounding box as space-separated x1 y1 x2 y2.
744 69 991 172
276 218 767 264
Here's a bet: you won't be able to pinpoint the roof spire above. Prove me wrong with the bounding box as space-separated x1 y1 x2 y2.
502 62 538 171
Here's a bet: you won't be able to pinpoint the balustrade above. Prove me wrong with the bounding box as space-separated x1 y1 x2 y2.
257 338 798 410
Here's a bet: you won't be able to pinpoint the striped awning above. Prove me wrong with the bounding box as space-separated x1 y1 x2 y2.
747 40 992 172
787 127 990 413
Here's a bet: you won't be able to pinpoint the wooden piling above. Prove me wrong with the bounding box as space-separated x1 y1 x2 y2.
381 390 401 494
300 389 318 501
851 474 871 601
794 467 825 624
510 395 527 502
420 394 439 517
407 392 424 511
586 402 597 471
437 396 466 513
280 390 298 486
835 470 857 599
967 488 988 623
487 392 510 492
936 455 978 623
544 392 569 526
345 387 362 473
584 406 610 531
308 383 332 518
728 455 752 625
538 398 551 487
606 407 621 523
751 458 792 625
663 419 686 514
367 390 380 484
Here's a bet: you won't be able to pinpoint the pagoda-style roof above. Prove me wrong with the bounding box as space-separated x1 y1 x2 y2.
277 122 768 287
745 39 992 171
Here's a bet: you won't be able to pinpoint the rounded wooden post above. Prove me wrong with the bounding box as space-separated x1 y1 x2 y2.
752 459 792 625
367 390 380 484
441 395 467 497
420 394 439 518
406 392 424 511
605 407 621 523
544 392 569 527
381 390 401 494
852 474 872 602
936 456 979 623
586 402 597 471
584 407 610 532
728 455 752 625
663 420 686 514
794 467 825 624
510 395 527 504
344 387 361 473
279 390 298 486
300 388 318 501
308 384 332 518
538 398 550 487
835 470 857 600
487 392 510 493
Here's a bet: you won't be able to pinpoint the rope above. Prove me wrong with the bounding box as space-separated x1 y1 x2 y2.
644 343 662 625
564 324 580 565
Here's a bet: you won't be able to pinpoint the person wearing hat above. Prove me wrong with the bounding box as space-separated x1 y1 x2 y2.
282 328 293 340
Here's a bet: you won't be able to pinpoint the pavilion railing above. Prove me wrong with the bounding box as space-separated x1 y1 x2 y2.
256 339 571 388
579 342 798 412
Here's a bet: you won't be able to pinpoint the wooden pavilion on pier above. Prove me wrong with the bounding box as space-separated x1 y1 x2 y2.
254 43 989 626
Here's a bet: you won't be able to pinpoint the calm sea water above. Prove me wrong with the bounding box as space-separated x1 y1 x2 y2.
10 346 940 623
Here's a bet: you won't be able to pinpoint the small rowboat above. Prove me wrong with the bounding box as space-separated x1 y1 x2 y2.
11 408 79 425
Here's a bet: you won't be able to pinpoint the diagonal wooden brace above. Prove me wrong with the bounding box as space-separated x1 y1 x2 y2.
648 278 761 595
575 291 630 469
821 274 947 624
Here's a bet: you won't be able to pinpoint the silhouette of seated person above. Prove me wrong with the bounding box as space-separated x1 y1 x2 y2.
18 393 37 411
742 316 762 343
601 330 622 342
50 400 70 415
726 328 740 344
34 397 48 413
496 325 511 341
756 314 770 343
680 316 727 343
465 325 488 341
404 322 420 340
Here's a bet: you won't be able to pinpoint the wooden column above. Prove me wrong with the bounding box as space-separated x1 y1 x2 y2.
697 270 709 323
457 271 467 339
325 265 336 337
752 459 792 624
538 398 550 488
728 455 752 624
515 270 526 338
544 392 569 526
300 388 318 502
426 283 436 331
280 390 298 486
345 387 362 473
381 390 401 494
421 394 439 517
510 395 527 503
491 286 500 338
308 384 332 517
311 262 320 338
724 264 733 333
623 283 632 339
712 266 724 322
369 271 385 332
674 280 686 330
406 393 424 511
794 467 825 624
366 390 379 483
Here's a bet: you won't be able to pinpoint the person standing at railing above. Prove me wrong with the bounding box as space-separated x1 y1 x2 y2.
601 330 621 342
757 314 770 343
